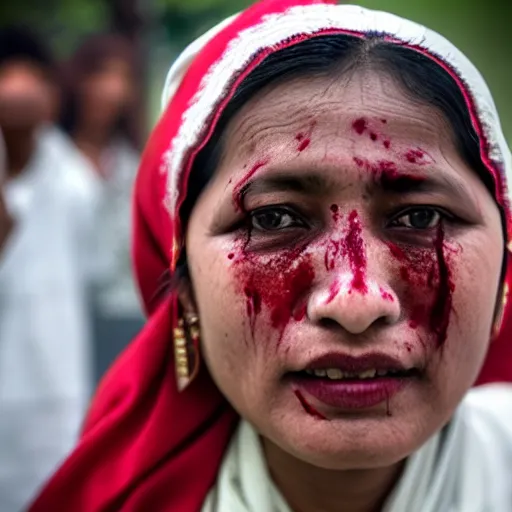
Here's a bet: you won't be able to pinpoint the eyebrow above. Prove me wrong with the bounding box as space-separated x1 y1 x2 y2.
377 170 472 202
240 167 473 206
242 172 335 200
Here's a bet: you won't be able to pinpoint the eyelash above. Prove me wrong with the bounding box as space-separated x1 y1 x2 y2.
249 205 308 232
246 205 455 234
387 206 454 231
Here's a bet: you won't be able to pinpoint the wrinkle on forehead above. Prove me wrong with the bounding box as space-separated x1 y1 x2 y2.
221 69 445 165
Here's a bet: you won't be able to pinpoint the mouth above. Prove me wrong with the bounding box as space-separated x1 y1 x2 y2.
300 367 418 381
288 352 420 411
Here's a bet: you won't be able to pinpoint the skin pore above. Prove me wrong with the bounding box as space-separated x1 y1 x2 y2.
182 68 503 512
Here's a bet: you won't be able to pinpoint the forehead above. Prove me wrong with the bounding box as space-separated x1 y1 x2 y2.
0 60 47 81
222 69 452 167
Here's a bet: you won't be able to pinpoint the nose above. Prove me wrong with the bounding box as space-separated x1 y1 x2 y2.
308 272 400 335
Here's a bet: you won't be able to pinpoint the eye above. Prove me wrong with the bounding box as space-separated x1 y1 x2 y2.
250 207 306 232
390 208 443 230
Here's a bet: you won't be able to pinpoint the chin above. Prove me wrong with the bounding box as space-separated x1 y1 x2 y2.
269 413 430 471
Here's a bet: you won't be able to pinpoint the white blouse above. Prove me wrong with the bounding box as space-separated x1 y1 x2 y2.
203 384 512 512
0 126 95 511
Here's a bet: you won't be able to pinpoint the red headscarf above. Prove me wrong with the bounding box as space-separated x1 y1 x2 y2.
29 1 512 510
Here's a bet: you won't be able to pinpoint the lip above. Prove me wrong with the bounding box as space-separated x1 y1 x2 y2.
301 352 410 372
291 375 407 410
290 352 414 411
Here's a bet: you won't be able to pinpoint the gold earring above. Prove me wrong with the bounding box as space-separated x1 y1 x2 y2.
173 313 201 392
173 318 190 392
492 282 509 339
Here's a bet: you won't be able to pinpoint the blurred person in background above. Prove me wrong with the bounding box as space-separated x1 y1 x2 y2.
0 26 94 511
0 130 14 255
60 33 144 381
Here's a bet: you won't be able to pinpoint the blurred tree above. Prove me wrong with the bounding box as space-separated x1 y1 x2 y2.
0 0 108 57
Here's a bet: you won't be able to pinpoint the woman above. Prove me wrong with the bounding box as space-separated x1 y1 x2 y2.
30 1 512 511
60 33 144 380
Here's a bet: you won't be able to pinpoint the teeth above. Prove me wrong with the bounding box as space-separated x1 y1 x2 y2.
326 368 343 379
306 368 380 380
357 369 377 379
304 367 410 379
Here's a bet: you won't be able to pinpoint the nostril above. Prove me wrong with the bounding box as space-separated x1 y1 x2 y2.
318 318 340 330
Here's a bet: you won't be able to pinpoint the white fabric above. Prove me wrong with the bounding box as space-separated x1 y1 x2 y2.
0 126 95 512
203 385 512 512
160 4 511 217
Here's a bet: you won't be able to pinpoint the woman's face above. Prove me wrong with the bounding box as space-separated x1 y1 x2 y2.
185 68 504 469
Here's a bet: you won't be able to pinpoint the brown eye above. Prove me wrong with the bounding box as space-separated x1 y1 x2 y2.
250 207 305 232
391 208 441 230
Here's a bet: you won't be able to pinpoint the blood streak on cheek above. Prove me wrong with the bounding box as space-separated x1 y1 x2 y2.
430 226 455 345
232 159 269 211
235 247 315 345
244 286 262 339
385 228 455 346
294 390 327 420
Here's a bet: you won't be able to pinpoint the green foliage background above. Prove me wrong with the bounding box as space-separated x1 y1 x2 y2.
1 0 510 137
158 0 511 138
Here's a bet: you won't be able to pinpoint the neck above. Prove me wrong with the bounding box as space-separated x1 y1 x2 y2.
263 439 404 512
73 122 113 151
73 123 113 174
2 127 38 179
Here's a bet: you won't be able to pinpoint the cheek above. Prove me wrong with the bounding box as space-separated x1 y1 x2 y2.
233 245 315 347
385 228 456 348
450 242 501 345
388 231 500 358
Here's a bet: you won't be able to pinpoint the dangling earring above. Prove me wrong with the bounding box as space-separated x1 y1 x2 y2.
173 313 201 392
492 282 509 339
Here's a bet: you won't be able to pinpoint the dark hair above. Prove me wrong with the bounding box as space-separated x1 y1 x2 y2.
59 33 141 148
0 26 55 76
176 33 501 280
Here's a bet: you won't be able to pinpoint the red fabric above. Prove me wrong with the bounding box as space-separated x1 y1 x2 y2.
477 263 512 384
28 0 511 511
